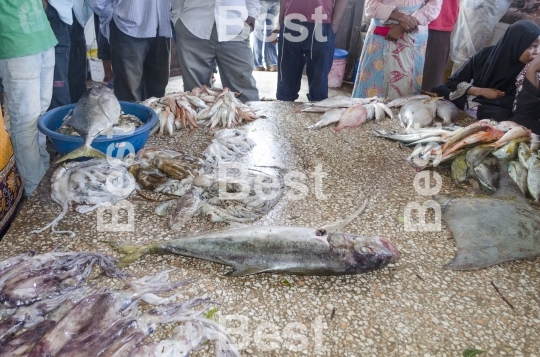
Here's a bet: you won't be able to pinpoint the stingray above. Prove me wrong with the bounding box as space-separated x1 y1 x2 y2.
433 171 540 270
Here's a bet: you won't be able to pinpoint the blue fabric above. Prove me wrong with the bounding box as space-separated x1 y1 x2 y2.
252 1 279 68
277 22 335 101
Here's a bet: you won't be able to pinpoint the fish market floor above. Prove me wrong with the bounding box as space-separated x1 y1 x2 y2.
2 100 540 357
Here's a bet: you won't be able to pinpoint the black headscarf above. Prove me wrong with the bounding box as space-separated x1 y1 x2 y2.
474 20 540 91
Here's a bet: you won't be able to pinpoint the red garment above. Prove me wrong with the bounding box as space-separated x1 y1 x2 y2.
428 0 459 32
284 0 335 23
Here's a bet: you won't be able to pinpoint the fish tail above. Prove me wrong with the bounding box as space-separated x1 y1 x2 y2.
55 145 107 164
103 240 156 268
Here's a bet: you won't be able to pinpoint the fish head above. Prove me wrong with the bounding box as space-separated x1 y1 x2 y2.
327 233 400 272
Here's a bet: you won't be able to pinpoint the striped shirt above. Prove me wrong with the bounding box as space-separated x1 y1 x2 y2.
89 0 172 39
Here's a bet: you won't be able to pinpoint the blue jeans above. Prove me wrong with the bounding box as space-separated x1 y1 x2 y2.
252 1 279 68
277 21 335 101
0 48 55 196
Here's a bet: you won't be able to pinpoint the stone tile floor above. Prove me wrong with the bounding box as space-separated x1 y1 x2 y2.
1 73 540 356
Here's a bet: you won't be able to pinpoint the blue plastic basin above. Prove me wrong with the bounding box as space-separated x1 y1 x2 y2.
334 48 349 59
38 102 158 158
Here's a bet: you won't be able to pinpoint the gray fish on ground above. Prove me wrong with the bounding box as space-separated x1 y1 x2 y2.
168 187 202 230
306 108 346 130
465 145 494 168
110 202 400 276
470 156 500 194
56 85 121 163
434 171 540 270
527 154 540 201
518 141 531 167
399 98 438 129
435 99 459 125
492 137 529 160
508 161 529 197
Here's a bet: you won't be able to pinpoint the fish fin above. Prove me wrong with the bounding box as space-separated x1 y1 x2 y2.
55 145 107 163
320 199 368 233
103 240 153 268
227 265 268 277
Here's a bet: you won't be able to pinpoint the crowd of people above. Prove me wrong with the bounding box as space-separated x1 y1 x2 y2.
1 0 540 202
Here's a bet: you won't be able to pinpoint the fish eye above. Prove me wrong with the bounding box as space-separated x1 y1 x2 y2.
357 246 373 254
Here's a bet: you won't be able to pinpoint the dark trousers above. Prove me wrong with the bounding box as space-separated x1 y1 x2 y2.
68 17 87 103
277 22 335 101
94 13 111 60
109 21 170 102
422 30 451 92
46 5 71 110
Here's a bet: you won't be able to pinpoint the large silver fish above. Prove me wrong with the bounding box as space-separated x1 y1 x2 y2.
111 202 400 276
434 171 540 270
56 85 121 163
435 99 459 125
399 98 438 129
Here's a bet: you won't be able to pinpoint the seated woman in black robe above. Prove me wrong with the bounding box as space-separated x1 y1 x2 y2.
432 20 540 121
513 54 540 134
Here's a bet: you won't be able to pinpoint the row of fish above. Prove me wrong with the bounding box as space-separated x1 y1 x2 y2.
141 87 260 136
0 251 239 356
303 94 459 131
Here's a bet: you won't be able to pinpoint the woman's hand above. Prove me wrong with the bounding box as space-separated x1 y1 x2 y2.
390 11 418 32
386 24 405 42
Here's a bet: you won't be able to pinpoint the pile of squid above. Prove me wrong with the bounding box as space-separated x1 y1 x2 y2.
31 159 138 238
0 251 240 357
141 87 260 136
375 119 540 200
303 94 459 131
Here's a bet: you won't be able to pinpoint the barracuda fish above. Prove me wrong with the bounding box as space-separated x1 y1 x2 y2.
56 85 121 163
434 171 540 270
110 201 400 276
372 130 445 144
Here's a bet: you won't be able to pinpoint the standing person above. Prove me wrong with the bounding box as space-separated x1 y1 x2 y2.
275 0 349 102
90 0 172 102
252 0 280 72
433 20 540 121
352 0 442 100
93 12 114 86
0 0 57 196
421 0 459 92
171 0 260 102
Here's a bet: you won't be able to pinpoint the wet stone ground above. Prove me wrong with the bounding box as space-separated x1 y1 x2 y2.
2 99 540 356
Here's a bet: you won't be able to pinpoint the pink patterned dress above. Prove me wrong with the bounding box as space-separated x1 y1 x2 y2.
352 0 442 100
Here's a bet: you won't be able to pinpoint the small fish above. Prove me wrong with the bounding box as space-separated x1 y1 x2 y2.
451 153 469 185
471 156 500 194
334 104 368 131
435 99 458 125
465 145 494 168
56 85 121 163
508 161 528 197
492 137 529 160
518 142 531 167
306 108 346 130
167 187 203 230
527 155 540 201
386 95 431 108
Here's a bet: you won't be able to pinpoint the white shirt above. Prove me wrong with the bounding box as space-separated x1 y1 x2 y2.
48 0 74 25
171 0 260 42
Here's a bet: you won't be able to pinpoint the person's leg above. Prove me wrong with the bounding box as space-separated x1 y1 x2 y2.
216 27 259 102
45 5 71 109
109 21 149 102
252 4 267 69
263 1 279 68
0 49 54 196
68 16 88 103
304 23 335 101
142 36 171 100
174 19 216 91
95 13 114 83
39 49 55 173
276 21 305 101
422 30 451 92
